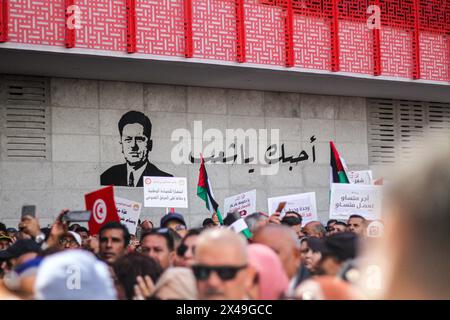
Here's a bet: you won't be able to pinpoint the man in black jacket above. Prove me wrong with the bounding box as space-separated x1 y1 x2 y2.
101 111 172 187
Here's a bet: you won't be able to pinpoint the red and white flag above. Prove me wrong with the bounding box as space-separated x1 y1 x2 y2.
85 185 120 235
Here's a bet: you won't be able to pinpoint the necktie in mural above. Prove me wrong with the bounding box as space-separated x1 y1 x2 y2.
128 172 134 187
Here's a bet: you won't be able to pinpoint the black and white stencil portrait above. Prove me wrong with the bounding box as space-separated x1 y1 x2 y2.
100 110 173 187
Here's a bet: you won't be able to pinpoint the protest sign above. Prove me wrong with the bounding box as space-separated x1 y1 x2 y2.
267 192 318 224
85 186 120 235
329 183 382 220
115 197 142 234
223 189 256 218
347 170 373 185
143 176 188 208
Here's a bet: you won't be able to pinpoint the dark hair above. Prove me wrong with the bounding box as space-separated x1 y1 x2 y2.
327 219 338 226
99 222 131 247
334 221 347 228
202 218 214 227
113 252 163 300
118 111 152 139
140 228 175 251
176 228 202 257
348 215 366 221
68 223 81 231
285 211 302 221
281 216 302 227
75 226 88 233
40 227 51 241
182 228 202 243
0 222 7 233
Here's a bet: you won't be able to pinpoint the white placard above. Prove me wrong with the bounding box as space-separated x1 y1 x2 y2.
267 192 318 224
347 170 373 185
223 189 256 219
329 183 382 220
115 197 142 235
143 176 188 208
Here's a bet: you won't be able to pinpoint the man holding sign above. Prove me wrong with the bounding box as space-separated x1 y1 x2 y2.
267 192 318 225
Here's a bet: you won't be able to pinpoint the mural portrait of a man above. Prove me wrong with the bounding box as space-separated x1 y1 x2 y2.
100 110 172 187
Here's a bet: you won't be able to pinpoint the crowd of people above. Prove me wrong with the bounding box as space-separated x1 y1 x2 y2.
0 148 448 300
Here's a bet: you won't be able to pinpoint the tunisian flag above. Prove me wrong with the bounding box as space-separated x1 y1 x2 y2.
85 185 120 235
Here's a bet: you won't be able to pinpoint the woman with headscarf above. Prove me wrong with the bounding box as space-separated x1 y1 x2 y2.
247 243 289 300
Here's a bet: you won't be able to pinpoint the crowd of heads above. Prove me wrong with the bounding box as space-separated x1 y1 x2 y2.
0 147 449 300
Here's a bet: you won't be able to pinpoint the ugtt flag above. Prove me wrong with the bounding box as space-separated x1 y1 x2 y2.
197 155 223 224
330 141 349 184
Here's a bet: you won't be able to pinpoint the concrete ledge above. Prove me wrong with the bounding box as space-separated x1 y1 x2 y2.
0 45 449 103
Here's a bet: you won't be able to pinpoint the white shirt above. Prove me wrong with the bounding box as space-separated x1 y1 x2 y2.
126 162 148 187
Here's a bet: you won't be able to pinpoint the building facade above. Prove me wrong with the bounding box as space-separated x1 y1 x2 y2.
0 0 449 227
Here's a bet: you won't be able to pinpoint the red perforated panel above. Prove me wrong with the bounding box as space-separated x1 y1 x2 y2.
420 32 450 82
2 0 449 82
75 0 127 52
8 0 65 46
293 15 331 70
135 0 184 56
192 0 236 61
245 0 285 66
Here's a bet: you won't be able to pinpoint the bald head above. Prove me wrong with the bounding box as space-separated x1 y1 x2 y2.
252 225 301 279
303 221 326 238
195 228 247 264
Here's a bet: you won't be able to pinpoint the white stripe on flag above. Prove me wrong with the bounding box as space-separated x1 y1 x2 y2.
228 218 248 234
206 177 220 216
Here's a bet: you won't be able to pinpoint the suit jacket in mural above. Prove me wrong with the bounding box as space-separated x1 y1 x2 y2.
100 161 173 187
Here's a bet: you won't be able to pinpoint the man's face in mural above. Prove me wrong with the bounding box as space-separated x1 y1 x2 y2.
120 123 152 168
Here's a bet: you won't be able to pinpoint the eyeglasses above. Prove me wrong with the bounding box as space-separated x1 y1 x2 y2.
60 238 78 246
192 264 247 281
174 224 187 231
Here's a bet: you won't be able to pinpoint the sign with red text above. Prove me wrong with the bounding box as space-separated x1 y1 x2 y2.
347 170 373 185
267 192 317 224
143 176 188 208
115 197 142 235
224 190 256 219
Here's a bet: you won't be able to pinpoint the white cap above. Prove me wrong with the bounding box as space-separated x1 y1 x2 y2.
35 250 117 300
67 231 82 246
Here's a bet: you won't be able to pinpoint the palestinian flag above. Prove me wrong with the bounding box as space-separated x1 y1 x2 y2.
223 211 252 239
330 141 349 185
197 155 223 224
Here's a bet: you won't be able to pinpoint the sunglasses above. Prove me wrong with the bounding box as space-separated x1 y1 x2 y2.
177 243 196 257
192 264 247 281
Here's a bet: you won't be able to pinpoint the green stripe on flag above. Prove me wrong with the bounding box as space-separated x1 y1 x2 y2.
241 228 252 239
338 171 349 183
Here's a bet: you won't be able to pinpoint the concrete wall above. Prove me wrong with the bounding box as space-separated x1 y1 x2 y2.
0 77 370 228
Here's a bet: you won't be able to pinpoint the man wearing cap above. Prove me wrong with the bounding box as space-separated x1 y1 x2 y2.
0 239 42 269
35 250 117 300
160 212 187 237
0 239 43 297
60 231 82 250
